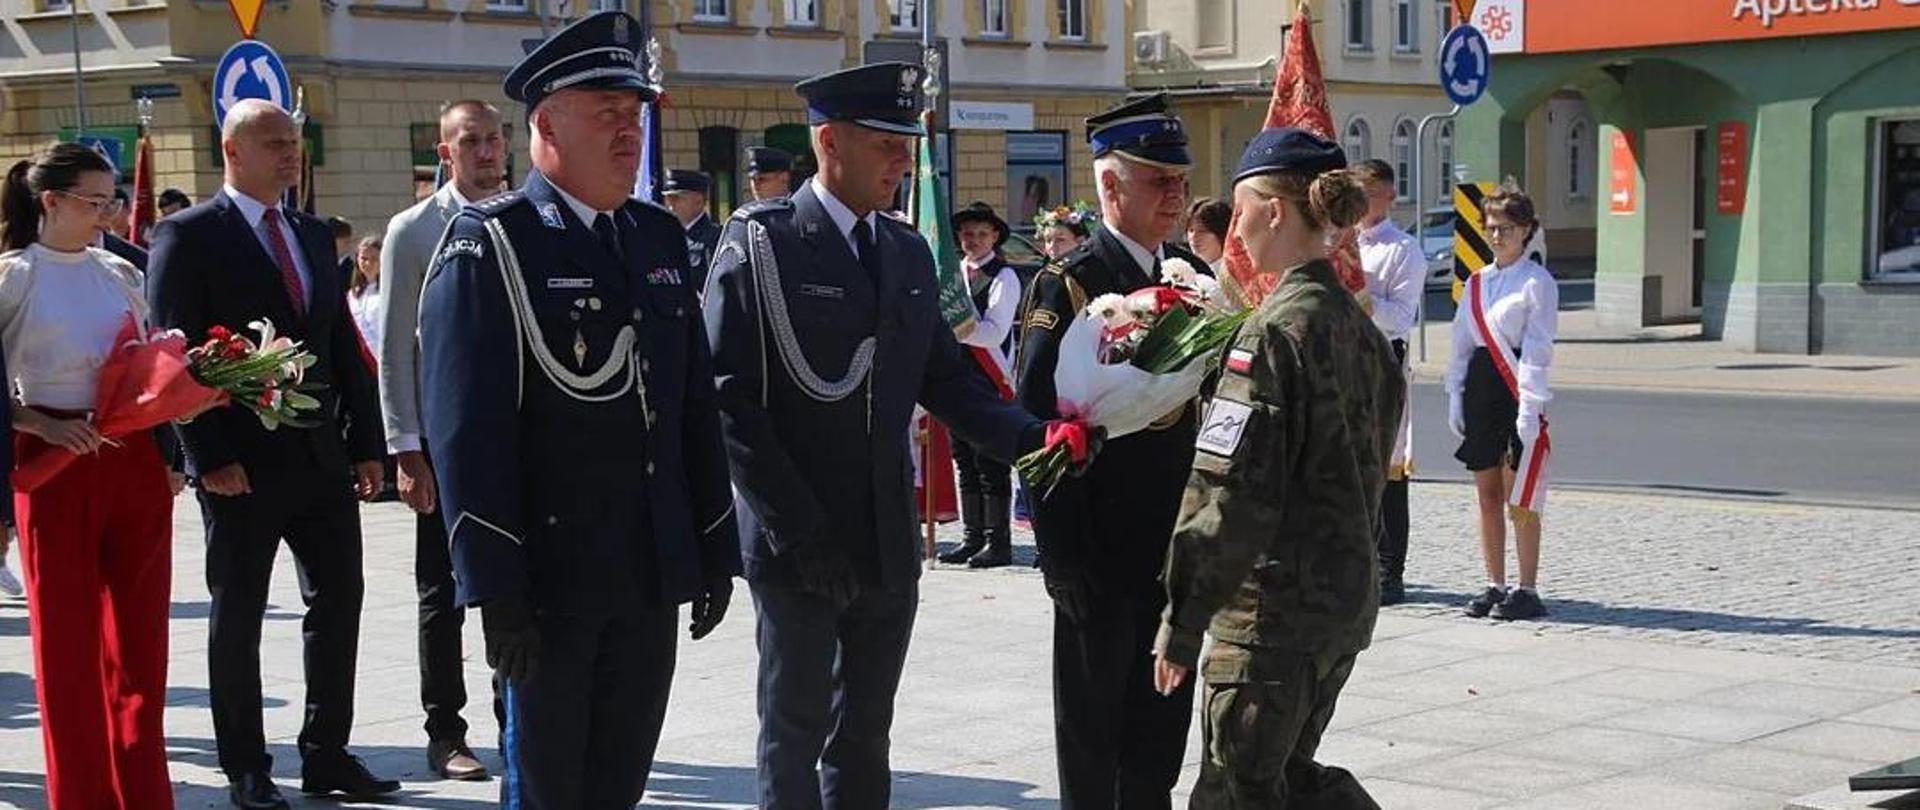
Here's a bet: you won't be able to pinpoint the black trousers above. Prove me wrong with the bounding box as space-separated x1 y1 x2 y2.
1054 590 1195 810
1376 480 1410 581
199 469 364 777
416 507 507 742
500 602 677 808
752 578 918 810
951 437 1011 498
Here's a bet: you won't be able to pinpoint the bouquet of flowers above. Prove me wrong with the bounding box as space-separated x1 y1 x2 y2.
1034 200 1098 233
11 316 323 492
1014 281 1249 495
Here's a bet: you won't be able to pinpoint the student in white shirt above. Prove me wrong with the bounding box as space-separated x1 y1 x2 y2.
346 234 384 359
1445 181 1558 622
1183 196 1232 275
1353 159 1424 606
939 202 1023 568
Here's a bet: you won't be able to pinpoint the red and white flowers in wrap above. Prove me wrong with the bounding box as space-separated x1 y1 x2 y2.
1015 283 1249 495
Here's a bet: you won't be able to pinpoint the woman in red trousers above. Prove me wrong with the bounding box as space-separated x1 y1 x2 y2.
0 144 176 808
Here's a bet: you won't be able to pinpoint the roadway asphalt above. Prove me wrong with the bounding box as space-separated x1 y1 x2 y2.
1408 381 1920 510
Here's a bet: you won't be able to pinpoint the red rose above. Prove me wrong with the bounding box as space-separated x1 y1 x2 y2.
1124 286 1186 321
208 325 232 341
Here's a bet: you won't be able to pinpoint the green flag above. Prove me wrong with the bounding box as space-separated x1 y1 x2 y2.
913 123 977 339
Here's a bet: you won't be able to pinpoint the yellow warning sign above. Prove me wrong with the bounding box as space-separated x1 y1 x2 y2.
227 0 266 39
1451 182 1495 302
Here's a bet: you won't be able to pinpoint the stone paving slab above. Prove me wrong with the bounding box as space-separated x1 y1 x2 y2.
0 484 1915 808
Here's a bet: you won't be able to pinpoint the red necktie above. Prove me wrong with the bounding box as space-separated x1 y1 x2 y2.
261 207 307 318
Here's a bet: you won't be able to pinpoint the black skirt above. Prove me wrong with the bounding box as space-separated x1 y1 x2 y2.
1455 347 1523 472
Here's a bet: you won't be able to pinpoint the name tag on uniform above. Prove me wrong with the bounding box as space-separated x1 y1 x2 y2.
547 277 595 290
799 283 845 300
1195 398 1252 457
647 267 684 286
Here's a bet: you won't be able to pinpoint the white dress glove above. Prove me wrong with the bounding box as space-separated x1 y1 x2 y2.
1516 410 1541 443
1448 395 1467 441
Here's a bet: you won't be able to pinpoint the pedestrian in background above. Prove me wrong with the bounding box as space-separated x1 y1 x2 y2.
1184 196 1232 275
158 188 192 218
347 235 383 360
1352 159 1422 606
939 201 1022 569
1035 203 1093 261
327 215 355 283
0 143 178 809
663 169 721 289
746 145 795 201
1445 180 1557 622
1153 128 1398 810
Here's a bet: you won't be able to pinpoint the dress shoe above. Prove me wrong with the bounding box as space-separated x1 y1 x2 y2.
428 738 490 781
301 752 401 798
966 494 1014 569
1379 577 1406 606
228 772 290 810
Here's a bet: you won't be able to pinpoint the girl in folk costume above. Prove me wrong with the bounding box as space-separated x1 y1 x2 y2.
940 202 1023 568
1035 201 1096 261
0 144 179 808
1445 180 1558 622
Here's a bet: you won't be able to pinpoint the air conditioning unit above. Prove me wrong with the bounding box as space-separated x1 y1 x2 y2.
1134 30 1171 66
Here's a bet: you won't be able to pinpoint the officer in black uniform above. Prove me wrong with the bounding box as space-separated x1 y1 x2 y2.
746 145 796 201
704 62 1091 810
416 11 738 808
1016 93 1207 810
664 168 722 290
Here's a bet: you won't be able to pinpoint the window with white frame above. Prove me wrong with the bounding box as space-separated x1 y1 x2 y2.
1198 2 1231 50
586 0 624 11
786 0 819 24
1873 119 1920 280
1058 0 1087 41
891 0 922 30
693 0 729 22
1346 0 1371 50
486 0 528 10
1344 117 1372 162
1392 120 1414 200
1394 0 1418 52
1567 118 1591 199
1437 121 1455 190
981 0 1008 35
45 0 73 10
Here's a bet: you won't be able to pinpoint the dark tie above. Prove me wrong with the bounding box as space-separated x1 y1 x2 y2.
851 218 881 287
593 213 623 262
260 207 307 318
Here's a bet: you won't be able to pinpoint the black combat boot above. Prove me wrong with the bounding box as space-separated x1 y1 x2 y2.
968 494 1013 569
938 491 987 564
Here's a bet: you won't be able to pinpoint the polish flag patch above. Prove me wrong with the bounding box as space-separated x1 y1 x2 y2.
1226 348 1254 375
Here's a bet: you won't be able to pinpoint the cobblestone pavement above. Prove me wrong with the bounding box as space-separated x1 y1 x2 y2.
0 485 1914 808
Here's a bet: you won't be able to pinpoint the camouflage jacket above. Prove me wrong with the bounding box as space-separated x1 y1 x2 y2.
1155 259 1404 667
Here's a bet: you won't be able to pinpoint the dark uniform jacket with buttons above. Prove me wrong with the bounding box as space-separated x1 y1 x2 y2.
1156 260 1403 668
418 171 738 612
685 212 721 294
1016 226 1209 591
704 183 1041 588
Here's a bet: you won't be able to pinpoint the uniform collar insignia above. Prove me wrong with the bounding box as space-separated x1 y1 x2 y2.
538 202 565 229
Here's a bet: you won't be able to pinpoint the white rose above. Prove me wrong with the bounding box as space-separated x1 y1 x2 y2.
1160 257 1199 288
1086 293 1134 331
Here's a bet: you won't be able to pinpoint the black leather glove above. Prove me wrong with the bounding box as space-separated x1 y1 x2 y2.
480 593 541 684
1043 565 1096 624
787 543 860 607
689 576 733 640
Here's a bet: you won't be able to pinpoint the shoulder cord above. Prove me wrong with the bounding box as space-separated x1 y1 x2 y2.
746 219 875 403
484 217 641 407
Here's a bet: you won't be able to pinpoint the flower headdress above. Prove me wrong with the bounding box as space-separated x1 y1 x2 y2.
1034 200 1098 234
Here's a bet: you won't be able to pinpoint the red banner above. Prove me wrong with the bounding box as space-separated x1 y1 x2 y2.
1716 122 1748 215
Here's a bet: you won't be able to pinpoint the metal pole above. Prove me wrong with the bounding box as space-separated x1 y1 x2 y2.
1413 104 1459 365
69 1 87 135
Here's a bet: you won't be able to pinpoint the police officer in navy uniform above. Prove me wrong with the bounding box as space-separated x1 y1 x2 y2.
746 145 796 201
663 168 722 290
704 62 1092 809
417 11 737 807
1016 93 1207 809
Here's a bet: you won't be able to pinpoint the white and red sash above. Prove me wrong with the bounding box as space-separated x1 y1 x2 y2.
1466 272 1550 515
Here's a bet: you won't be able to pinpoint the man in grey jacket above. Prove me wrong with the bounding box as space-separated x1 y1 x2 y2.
376 99 508 781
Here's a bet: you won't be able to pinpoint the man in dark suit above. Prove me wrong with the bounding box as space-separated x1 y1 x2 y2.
663 168 722 290
706 63 1092 809
1016 94 1206 809
146 98 397 810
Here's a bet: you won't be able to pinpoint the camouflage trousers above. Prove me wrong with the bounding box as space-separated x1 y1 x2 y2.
1190 643 1380 810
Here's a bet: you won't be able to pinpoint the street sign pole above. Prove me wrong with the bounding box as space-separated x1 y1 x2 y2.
1414 104 1460 365
1426 23 1491 363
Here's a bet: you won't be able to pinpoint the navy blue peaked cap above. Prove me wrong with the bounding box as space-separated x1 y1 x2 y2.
793 62 927 137
505 11 657 108
1232 128 1348 184
1086 94 1191 168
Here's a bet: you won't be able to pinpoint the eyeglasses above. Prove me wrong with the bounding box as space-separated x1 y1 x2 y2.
1486 223 1521 239
53 190 125 217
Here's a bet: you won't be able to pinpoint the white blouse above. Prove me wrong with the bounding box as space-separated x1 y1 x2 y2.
958 261 1022 380
0 244 147 411
1444 257 1558 419
349 283 383 364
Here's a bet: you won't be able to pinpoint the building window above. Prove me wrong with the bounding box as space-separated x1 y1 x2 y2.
981 0 1008 35
1392 120 1414 201
786 0 818 24
1567 118 1591 200
1343 117 1371 162
1007 132 1068 233
45 0 73 10
587 0 624 10
1198 2 1231 50
891 0 922 31
1436 120 1454 191
1058 0 1087 41
1873 119 1920 281
1394 0 1418 52
486 0 528 10
693 0 729 22
1346 0 1371 50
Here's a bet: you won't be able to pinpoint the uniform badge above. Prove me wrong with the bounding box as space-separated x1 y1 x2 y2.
436 237 484 264
538 202 565 230
799 283 844 300
899 67 919 97
548 277 595 289
1195 398 1252 457
1226 348 1254 375
646 267 683 286
613 14 630 44
1026 309 1059 332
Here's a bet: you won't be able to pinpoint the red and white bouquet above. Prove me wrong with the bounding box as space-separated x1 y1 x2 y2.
191 318 323 430
1014 276 1250 495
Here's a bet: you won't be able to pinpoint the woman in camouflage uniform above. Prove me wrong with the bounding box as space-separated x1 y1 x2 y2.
1151 128 1403 809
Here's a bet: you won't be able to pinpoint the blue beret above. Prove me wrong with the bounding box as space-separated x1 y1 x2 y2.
504 11 656 109
1086 94 1191 169
662 169 711 195
793 62 927 137
746 146 793 175
1232 128 1348 185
